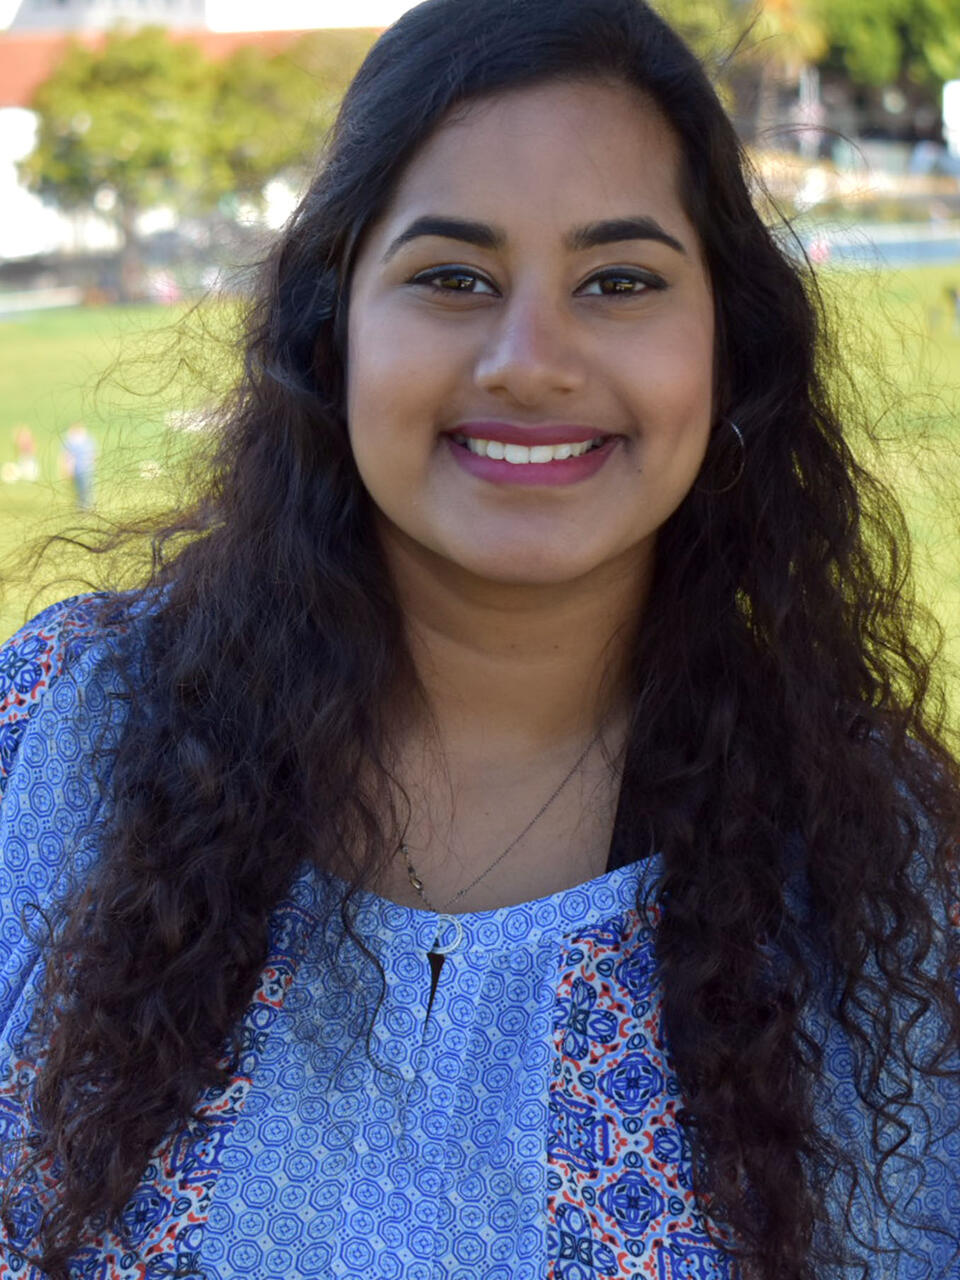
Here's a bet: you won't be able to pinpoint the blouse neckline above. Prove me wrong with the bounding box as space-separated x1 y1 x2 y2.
308 855 663 955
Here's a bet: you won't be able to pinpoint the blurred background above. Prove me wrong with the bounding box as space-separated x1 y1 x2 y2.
0 0 958 710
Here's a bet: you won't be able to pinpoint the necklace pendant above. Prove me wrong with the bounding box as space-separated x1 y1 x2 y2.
400 846 426 894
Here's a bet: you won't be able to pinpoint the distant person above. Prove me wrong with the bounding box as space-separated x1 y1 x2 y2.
59 422 96 509
945 285 960 335
12 425 38 482
148 269 181 305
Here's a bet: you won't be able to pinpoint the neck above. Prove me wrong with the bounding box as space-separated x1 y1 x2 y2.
383 523 650 762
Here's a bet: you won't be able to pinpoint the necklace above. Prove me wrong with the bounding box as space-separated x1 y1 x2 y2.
399 728 602 914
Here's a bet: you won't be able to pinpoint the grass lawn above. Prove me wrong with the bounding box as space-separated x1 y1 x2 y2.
0 299 237 627
823 263 960 724
0 266 958 717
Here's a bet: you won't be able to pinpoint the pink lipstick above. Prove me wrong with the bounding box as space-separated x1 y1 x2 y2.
443 421 618 487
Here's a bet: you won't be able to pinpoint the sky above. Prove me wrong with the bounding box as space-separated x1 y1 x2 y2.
0 0 421 30
207 0 419 30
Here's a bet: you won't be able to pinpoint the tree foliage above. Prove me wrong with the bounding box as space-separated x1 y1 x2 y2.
20 27 212 219
202 30 376 205
657 0 960 92
19 26 376 234
810 0 960 90
654 0 743 62
748 0 828 76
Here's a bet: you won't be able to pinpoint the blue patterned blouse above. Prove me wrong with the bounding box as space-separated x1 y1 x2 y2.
0 597 957 1279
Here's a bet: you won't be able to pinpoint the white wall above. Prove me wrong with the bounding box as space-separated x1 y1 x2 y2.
0 108 119 259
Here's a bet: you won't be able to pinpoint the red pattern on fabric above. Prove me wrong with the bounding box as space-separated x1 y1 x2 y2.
547 910 736 1278
0 966 297 1279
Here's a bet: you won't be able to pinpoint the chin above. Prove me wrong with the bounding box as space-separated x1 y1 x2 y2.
453 547 605 588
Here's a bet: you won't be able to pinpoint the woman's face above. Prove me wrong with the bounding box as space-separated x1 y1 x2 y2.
346 79 715 588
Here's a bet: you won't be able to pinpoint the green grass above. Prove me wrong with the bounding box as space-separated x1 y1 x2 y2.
821 263 960 720
0 299 237 629
0 270 958 718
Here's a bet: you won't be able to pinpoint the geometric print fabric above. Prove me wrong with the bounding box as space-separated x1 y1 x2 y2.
175 865 739 1280
0 598 736 1279
1 598 959 1278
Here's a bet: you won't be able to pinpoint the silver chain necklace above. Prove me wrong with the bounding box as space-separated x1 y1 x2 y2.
399 729 602 914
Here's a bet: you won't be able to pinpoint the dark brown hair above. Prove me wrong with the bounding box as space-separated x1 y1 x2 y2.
3 1 960 1276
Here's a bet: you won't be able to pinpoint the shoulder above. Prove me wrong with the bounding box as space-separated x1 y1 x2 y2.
0 596 129 1050
0 593 152 1049
0 593 132 798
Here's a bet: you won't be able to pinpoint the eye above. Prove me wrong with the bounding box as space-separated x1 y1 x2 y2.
409 266 499 295
577 268 666 297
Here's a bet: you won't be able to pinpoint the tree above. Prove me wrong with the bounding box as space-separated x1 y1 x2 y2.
654 0 742 61
655 0 825 68
19 26 376 299
741 0 828 136
201 30 375 210
658 0 960 93
654 0 828 136
810 0 960 93
747 0 828 79
19 27 214 298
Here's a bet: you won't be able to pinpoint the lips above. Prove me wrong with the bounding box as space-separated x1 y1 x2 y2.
443 431 618 486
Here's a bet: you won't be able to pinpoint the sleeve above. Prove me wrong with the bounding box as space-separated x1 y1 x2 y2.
0 597 91 795
0 594 128 1060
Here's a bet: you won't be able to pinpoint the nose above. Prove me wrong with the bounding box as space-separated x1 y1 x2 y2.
473 290 586 406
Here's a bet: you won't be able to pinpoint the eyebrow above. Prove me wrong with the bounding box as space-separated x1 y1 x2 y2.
381 214 687 261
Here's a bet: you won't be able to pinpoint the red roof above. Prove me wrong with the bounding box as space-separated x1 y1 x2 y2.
0 28 356 108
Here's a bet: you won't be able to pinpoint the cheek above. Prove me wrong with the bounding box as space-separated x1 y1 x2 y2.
347 333 407 490
346 310 395 438
624 314 714 435
345 308 448 515
623 319 714 508
346 305 460 452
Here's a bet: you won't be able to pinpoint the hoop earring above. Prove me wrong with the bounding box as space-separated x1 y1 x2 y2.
696 419 745 495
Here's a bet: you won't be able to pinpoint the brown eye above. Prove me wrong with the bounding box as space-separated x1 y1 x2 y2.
602 277 641 295
411 267 498 295
579 269 666 296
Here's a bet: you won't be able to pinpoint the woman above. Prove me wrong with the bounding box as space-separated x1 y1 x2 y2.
1 0 958 1276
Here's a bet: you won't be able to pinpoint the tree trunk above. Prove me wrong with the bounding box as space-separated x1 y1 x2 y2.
117 203 146 303
754 58 780 143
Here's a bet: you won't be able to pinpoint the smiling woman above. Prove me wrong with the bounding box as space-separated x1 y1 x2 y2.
0 2 959 1279
347 81 713 591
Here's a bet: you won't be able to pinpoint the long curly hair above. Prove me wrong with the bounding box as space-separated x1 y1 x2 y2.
3 1 960 1276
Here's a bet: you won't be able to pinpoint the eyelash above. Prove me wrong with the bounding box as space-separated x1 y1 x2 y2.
409 265 666 297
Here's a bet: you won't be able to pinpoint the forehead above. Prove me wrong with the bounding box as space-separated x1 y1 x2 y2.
371 78 693 246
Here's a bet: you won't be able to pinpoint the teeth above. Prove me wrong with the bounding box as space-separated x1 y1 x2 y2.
453 436 604 463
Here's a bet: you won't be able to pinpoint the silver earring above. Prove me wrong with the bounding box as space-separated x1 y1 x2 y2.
697 419 745 495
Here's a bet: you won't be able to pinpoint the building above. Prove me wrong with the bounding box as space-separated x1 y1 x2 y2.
9 0 207 32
